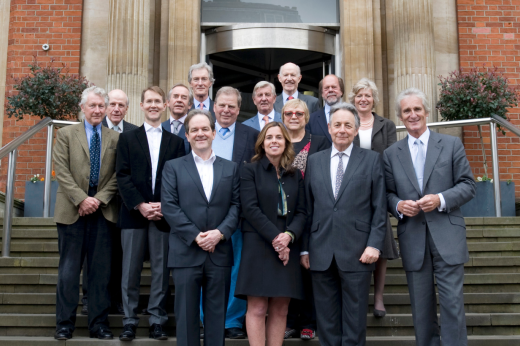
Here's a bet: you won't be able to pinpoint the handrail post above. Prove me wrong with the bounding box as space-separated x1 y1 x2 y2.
2 149 17 258
43 124 54 217
490 121 502 217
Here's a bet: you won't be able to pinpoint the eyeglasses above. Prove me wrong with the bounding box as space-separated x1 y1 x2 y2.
283 111 305 118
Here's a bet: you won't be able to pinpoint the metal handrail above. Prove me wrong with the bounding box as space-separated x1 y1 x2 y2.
1 115 519 257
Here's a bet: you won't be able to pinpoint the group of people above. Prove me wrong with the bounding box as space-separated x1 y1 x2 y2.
52 61 476 346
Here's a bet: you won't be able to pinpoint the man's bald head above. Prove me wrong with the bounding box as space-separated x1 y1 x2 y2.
106 89 129 126
278 62 302 96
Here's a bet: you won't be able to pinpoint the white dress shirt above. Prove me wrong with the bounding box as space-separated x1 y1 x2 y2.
192 150 216 201
330 143 353 195
256 109 275 130
169 114 187 133
396 128 446 217
144 122 162 193
194 97 211 111
106 117 123 133
358 128 373 150
324 103 332 124
282 90 299 105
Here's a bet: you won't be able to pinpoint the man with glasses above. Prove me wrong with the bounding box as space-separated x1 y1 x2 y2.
242 81 282 131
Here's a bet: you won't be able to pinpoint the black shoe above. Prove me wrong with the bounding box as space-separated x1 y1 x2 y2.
373 309 387 318
142 308 151 315
149 324 168 340
89 327 113 339
54 328 72 340
81 298 88 315
225 327 246 339
119 324 136 341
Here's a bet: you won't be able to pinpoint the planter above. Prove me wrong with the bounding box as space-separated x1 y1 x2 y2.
460 181 516 217
24 181 58 217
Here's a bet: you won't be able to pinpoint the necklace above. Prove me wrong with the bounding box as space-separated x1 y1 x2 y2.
359 114 374 130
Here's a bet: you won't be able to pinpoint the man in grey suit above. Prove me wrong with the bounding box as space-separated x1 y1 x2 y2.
188 62 216 119
242 81 282 131
384 88 476 346
274 62 320 114
161 109 241 346
303 102 386 346
162 83 193 154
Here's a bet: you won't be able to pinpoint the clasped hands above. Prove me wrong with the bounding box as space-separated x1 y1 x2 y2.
138 202 163 221
195 230 223 253
398 194 441 217
272 233 292 266
78 197 101 216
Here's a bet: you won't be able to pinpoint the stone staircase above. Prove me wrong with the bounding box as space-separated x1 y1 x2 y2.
0 217 519 345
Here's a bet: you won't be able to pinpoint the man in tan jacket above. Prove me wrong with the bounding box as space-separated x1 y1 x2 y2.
53 86 120 341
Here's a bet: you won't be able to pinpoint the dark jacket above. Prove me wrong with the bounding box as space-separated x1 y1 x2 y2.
306 107 331 144
102 117 139 133
232 122 259 171
353 112 397 155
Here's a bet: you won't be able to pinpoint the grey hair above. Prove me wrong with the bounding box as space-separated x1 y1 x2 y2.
79 86 108 107
329 102 360 130
168 83 194 106
395 88 431 119
184 109 215 133
188 62 215 84
215 86 242 108
252 81 276 98
347 78 379 109
278 62 301 76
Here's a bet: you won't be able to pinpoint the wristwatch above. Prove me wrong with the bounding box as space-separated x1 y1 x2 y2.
220 233 225 241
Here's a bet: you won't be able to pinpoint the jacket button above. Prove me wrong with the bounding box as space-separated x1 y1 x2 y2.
288 211 291 213
282 182 284 184
286 195 289 198
422 221 426 225
334 208 337 212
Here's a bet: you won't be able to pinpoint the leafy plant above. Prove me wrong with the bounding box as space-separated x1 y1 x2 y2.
436 66 519 177
5 57 91 121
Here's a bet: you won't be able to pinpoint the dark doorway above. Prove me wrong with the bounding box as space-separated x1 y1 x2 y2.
209 48 332 121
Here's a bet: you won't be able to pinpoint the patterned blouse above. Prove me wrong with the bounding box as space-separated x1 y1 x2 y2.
292 134 312 178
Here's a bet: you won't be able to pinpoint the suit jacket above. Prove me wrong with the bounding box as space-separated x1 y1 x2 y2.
53 122 120 225
231 122 259 171
304 145 387 272
384 131 476 271
353 113 396 154
102 117 139 133
274 93 320 114
161 155 240 268
306 108 331 144
161 119 190 155
190 98 216 119
116 125 185 231
242 111 283 132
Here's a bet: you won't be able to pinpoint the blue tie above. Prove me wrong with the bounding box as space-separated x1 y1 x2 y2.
219 127 229 137
413 139 425 193
89 127 100 187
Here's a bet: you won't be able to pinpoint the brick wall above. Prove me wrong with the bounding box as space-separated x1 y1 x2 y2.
1 0 82 200
457 0 520 195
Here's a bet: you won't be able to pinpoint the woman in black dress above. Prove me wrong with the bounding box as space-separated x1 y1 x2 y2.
281 98 330 340
236 122 308 346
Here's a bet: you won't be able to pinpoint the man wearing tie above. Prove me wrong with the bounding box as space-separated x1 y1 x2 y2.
188 62 216 118
306 74 344 145
162 83 193 154
53 86 120 340
274 62 320 114
384 88 476 346
102 89 139 133
116 86 185 341
162 109 240 346
242 81 282 131
303 102 386 346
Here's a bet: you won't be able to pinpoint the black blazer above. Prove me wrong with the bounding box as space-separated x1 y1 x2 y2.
353 113 397 155
306 108 331 144
161 119 190 155
301 132 331 157
240 156 307 243
232 122 259 171
102 117 139 133
116 125 185 231
161 155 240 268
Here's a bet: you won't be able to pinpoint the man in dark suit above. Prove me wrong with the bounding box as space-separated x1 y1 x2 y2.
188 62 216 118
53 86 120 340
274 62 320 114
162 83 193 154
102 89 140 133
116 86 185 341
162 109 241 346
384 88 476 346
303 102 386 346
242 81 282 132
306 74 344 145
201 86 258 339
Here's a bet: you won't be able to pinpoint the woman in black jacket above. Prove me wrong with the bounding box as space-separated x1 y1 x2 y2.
235 122 308 346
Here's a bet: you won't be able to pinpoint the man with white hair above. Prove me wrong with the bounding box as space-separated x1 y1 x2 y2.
274 62 320 114
53 86 120 340
188 62 216 118
102 89 139 133
242 81 282 131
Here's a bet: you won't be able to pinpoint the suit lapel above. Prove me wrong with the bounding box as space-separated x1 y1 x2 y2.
371 114 384 140
99 125 110 164
334 146 363 203
274 95 283 112
184 155 208 203
232 124 246 164
136 126 152 169
209 158 223 202
161 120 171 133
75 123 90 159
396 137 422 195
320 149 335 202
274 111 282 123
158 131 170 169
318 110 331 143
422 132 442 192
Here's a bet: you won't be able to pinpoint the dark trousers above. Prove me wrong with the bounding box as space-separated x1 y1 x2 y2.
406 229 467 346
172 256 231 346
287 265 316 330
311 257 372 346
55 187 113 333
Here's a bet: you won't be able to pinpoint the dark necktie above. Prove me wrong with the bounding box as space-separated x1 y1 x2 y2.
89 127 100 187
